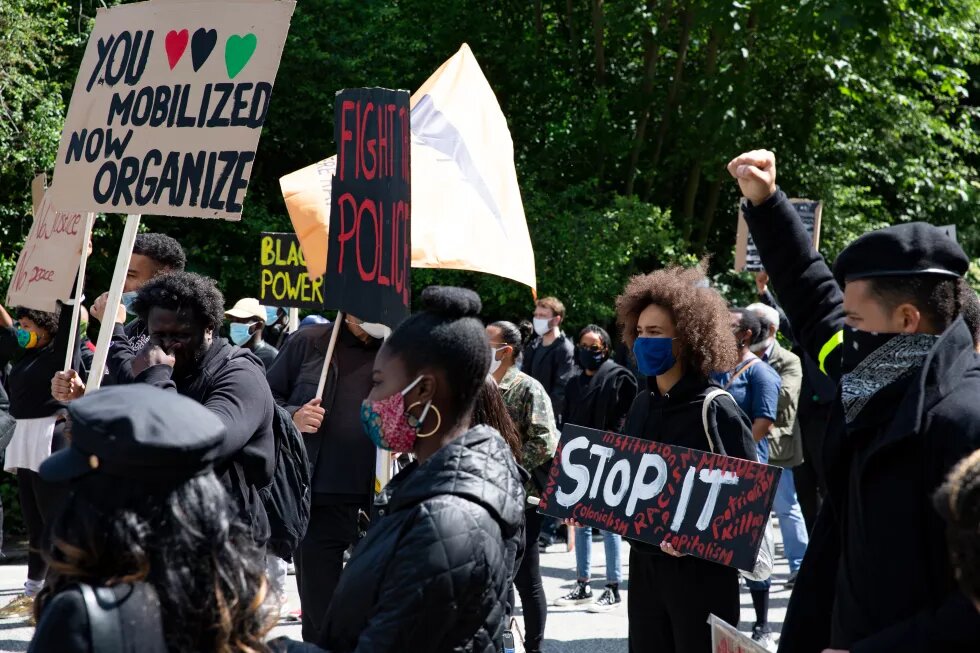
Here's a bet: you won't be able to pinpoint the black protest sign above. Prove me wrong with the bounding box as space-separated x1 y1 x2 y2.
735 198 822 272
260 233 323 309
538 425 781 571
323 88 411 327
50 0 295 220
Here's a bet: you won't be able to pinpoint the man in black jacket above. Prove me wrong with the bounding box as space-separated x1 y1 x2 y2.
522 296 576 426
55 272 276 545
87 233 186 385
729 149 980 653
266 315 383 642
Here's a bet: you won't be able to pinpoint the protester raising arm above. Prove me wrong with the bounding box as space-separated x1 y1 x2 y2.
728 150 847 383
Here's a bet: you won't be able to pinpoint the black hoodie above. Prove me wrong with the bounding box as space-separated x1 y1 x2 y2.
136 338 275 542
302 426 525 653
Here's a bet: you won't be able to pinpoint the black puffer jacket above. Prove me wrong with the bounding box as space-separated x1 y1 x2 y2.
275 425 525 653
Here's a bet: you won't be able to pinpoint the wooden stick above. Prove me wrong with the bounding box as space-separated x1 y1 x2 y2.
314 311 344 399
86 214 141 394
63 212 96 371
288 307 299 333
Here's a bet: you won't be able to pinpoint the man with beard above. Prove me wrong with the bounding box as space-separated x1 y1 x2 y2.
728 149 980 652
52 272 275 545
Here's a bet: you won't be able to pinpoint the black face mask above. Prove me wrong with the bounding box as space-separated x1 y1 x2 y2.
577 347 606 372
841 326 900 374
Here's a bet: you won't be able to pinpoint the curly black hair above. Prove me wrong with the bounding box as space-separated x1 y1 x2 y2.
38 472 275 652
934 449 980 605
616 263 737 377
15 306 60 336
133 233 186 272
132 272 225 332
386 286 489 415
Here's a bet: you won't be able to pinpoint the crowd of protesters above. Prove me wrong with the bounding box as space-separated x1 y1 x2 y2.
0 149 976 653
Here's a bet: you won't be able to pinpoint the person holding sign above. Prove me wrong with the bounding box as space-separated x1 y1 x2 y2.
554 325 637 612
615 265 757 653
273 287 524 653
265 314 383 642
0 305 74 619
729 149 980 653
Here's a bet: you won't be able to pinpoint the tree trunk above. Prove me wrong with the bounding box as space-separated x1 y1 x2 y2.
624 0 673 196
535 0 543 37
649 6 695 171
695 176 723 253
592 0 606 86
682 160 702 240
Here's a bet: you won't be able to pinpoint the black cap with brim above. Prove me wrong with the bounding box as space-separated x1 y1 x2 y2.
833 222 968 286
40 385 226 484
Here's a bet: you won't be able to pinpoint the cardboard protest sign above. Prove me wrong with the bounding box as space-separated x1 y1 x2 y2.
279 44 536 292
538 425 781 571
6 193 87 312
260 232 323 309
708 614 769 653
49 0 295 220
735 198 822 272
322 88 411 328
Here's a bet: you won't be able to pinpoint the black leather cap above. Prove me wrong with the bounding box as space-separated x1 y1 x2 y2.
40 385 225 483
833 222 967 285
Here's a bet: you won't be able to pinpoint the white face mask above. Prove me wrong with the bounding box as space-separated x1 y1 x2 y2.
359 322 391 340
532 317 552 337
489 347 505 376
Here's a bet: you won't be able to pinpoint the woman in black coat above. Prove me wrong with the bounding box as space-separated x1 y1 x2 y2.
277 286 525 653
616 266 758 653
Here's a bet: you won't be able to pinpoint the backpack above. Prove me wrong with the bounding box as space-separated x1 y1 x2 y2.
260 404 312 561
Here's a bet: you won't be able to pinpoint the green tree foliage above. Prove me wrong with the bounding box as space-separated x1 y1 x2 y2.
1 0 978 334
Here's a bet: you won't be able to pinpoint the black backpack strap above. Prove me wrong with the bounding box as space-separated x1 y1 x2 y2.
78 583 124 653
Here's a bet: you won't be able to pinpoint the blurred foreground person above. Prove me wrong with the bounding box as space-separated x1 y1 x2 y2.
29 385 274 653
934 449 980 615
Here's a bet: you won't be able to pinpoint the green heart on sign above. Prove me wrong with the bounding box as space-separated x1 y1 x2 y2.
225 33 257 79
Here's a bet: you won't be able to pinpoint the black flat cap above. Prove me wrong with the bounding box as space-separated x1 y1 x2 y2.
40 385 225 483
833 222 967 285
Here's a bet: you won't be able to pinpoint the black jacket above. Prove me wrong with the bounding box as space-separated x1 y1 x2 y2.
266 323 379 498
276 426 525 653
0 309 76 419
744 189 980 653
87 317 148 386
564 359 637 433
137 339 275 542
522 333 576 425
623 372 757 554
29 583 167 653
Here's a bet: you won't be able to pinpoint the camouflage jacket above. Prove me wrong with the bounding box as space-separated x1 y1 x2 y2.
498 365 558 497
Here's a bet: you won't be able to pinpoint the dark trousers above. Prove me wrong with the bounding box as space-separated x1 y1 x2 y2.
295 502 361 642
628 549 740 653
795 402 831 533
17 469 63 582
515 507 547 653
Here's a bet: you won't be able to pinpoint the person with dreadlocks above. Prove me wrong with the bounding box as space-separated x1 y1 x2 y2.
729 149 980 652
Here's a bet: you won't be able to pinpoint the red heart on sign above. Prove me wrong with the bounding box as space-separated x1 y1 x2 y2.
165 29 189 69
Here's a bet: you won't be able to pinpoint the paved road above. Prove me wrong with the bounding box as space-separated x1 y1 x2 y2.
0 524 792 652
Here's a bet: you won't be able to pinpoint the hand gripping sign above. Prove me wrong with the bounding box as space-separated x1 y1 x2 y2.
538 425 781 571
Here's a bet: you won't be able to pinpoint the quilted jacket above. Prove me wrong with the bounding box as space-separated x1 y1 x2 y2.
275 425 525 653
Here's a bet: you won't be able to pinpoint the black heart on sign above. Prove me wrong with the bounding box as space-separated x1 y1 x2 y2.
191 28 218 72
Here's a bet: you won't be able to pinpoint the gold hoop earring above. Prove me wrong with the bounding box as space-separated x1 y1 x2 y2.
407 402 442 438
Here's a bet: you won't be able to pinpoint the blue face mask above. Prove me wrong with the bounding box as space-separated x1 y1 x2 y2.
121 291 138 315
265 306 280 324
229 322 255 346
633 337 676 377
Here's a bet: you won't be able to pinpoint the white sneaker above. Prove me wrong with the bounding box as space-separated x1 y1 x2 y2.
586 587 622 613
553 581 593 606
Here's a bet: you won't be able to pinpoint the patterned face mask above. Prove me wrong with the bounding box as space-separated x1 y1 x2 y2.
840 327 938 423
360 376 432 453
16 327 39 349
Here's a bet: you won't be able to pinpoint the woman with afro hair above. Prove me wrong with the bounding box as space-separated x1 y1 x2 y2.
616 264 758 653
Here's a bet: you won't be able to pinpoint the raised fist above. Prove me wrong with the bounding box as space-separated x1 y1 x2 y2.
727 149 777 205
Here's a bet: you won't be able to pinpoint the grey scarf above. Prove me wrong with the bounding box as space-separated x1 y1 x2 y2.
840 333 938 423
